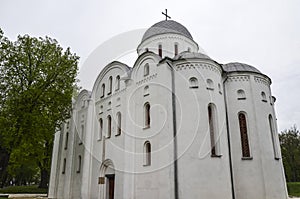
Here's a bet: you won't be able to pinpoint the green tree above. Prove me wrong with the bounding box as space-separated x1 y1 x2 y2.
279 125 300 182
0 29 79 188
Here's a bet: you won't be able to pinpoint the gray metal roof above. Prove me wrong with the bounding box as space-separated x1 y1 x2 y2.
222 62 261 74
142 20 193 42
174 51 211 60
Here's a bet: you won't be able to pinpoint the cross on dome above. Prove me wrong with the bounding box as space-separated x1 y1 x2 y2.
162 9 171 21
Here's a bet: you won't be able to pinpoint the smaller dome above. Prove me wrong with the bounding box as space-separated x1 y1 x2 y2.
222 62 261 74
142 20 193 42
174 51 211 60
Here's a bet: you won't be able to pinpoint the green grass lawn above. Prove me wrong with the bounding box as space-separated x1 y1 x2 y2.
288 182 300 197
0 185 47 194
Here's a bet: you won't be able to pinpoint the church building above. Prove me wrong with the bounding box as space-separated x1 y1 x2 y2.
48 16 288 199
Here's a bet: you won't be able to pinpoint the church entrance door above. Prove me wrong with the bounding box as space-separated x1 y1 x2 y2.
106 174 115 199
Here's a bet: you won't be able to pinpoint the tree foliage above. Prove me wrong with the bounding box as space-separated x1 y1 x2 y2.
0 29 79 188
279 125 300 182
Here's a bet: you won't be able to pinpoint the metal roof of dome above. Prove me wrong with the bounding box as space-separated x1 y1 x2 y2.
174 51 211 60
222 62 261 74
141 20 193 42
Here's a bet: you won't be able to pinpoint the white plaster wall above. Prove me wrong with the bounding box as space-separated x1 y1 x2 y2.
172 59 233 199
224 72 288 199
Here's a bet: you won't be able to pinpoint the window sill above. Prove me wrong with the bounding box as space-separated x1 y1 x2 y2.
211 154 222 158
143 164 151 167
242 157 253 160
115 133 121 137
237 97 246 100
143 126 150 130
144 93 150 97
275 157 280 160
107 92 112 95
189 86 198 89
76 171 80 173
78 142 83 146
206 87 214 91
262 99 267 102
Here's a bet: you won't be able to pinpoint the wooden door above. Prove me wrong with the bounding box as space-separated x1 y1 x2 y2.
106 174 115 199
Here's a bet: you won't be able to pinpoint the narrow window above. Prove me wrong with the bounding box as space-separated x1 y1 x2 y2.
144 141 151 166
107 115 112 138
115 75 120 91
237 89 246 100
144 102 150 128
238 113 251 158
144 85 149 96
261 92 267 102
144 63 149 76
79 125 84 145
116 112 121 136
208 104 220 157
189 77 198 88
158 44 162 57
269 115 280 159
218 83 222 94
206 79 214 90
174 43 178 56
187 47 191 52
101 84 105 98
62 158 66 174
64 132 69 150
99 118 103 139
77 155 81 173
108 76 112 95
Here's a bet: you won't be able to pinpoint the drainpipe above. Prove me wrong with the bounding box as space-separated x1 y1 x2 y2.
166 60 179 199
223 75 236 199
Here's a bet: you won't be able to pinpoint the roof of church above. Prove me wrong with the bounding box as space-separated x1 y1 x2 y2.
174 51 211 60
222 62 261 74
141 20 193 42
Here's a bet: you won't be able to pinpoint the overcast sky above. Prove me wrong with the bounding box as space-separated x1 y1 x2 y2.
1 0 299 131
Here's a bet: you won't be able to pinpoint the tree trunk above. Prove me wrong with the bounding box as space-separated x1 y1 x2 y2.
39 168 49 188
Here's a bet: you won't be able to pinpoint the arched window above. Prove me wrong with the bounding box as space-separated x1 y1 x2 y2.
174 43 178 56
206 79 214 90
62 158 66 174
99 118 103 139
144 63 149 76
237 89 246 100
208 104 220 157
116 112 121 136
108 76 112 95
189 77 198 88
144 102 150 128
144 141 151 166
238 113 251 158
261 92 267 102
107 115 112 138
144 85 149 96
218 83 222 94
101 84 105 98
100 105 103 114
77 155 81 173
115 75 120 91
269 114 280 159
158 44 162 57
64 132 69 150
79 125 84 145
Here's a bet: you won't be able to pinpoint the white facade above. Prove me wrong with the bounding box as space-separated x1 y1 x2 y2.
48 20 288 199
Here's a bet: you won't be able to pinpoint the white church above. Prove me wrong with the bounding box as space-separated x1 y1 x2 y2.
48 16 288 199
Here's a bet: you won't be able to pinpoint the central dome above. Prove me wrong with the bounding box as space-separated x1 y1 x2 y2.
141 20 193 42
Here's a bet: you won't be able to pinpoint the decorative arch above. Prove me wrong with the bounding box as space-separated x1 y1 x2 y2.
144 102 151 128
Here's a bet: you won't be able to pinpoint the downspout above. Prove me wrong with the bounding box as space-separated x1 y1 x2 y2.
223 74 236 199
166 60 179 199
